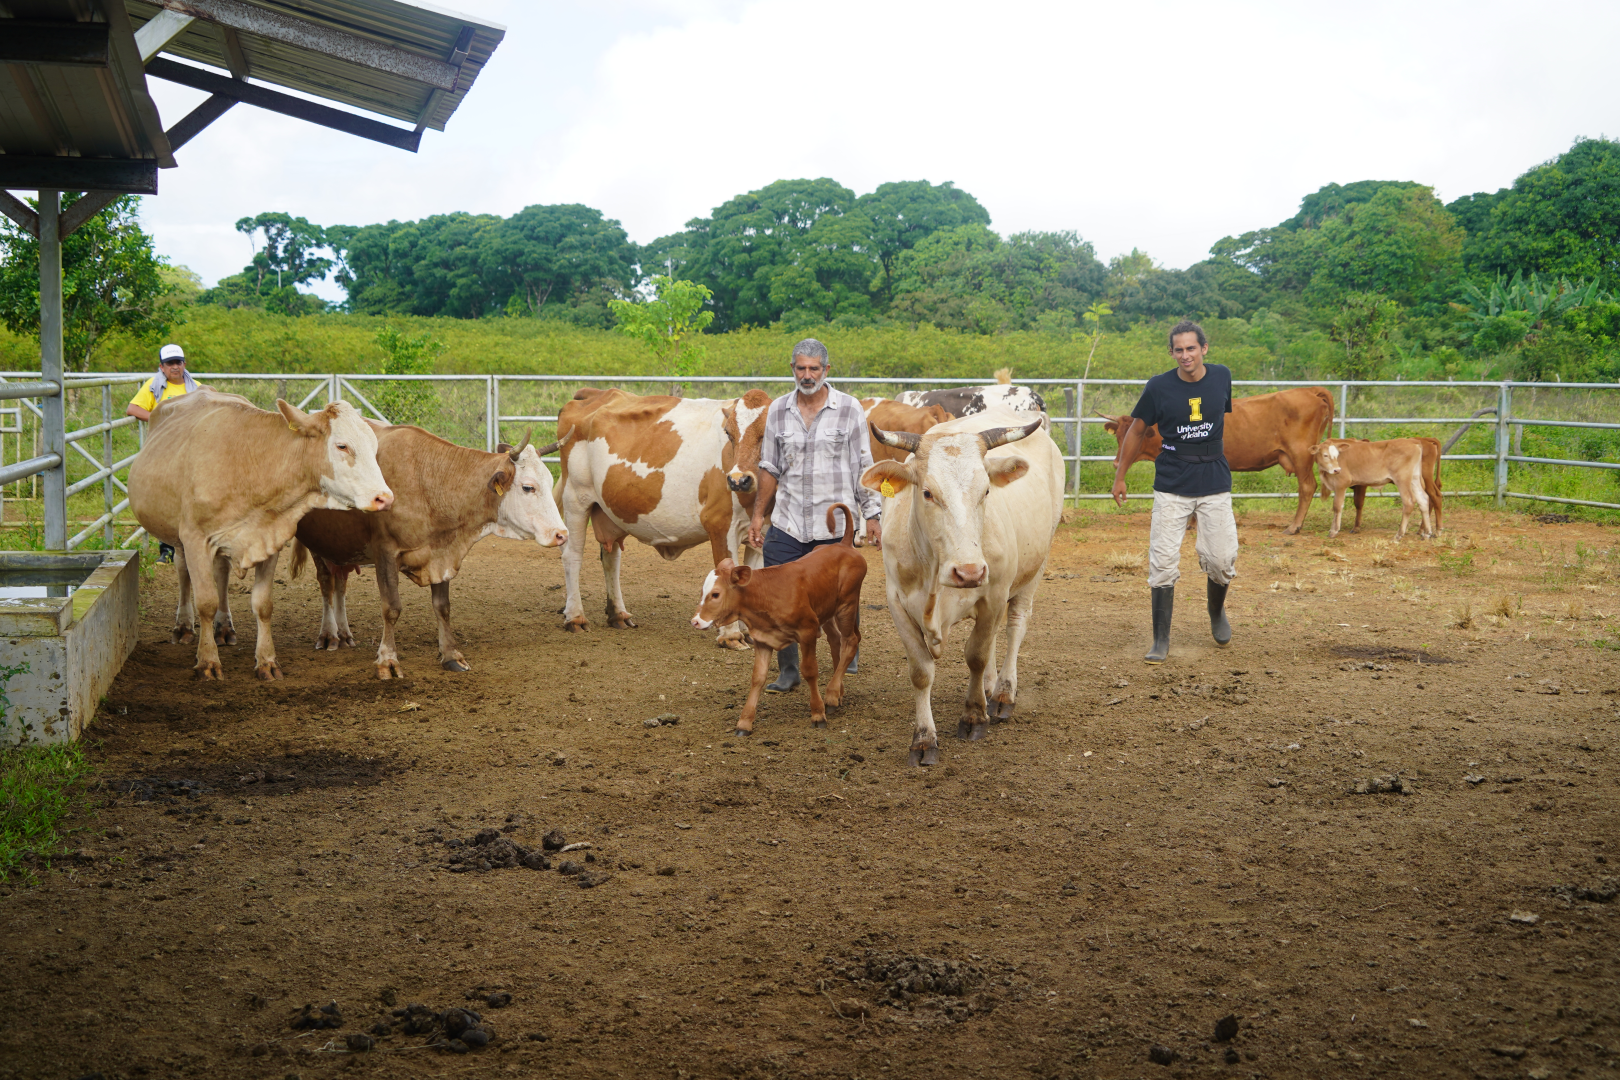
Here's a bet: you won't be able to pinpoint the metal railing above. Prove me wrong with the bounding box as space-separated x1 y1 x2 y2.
3 373 1619 551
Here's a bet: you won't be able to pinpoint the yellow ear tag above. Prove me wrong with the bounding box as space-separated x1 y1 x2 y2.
880 479 897 499
493 480 506 497
288 423 298 432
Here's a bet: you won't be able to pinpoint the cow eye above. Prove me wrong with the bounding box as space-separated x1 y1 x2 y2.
522 485 535 494
922 489 934 501
335 442 348 452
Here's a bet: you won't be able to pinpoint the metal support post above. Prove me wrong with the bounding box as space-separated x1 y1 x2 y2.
1494 382 1511 507
1338 382 1348 439
489 375 499 451
102 383 114 547
39 189 66 550
1072 380 1085 499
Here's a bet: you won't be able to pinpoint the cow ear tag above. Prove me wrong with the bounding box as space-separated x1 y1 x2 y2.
880 479 897 499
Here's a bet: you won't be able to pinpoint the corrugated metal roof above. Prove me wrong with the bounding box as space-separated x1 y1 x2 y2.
1 0 175 166
125 0 505 132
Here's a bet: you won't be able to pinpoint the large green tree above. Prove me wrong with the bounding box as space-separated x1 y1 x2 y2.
888 226 1107 333
1451 136 1620 292
0 194 171 370
853 180 990 305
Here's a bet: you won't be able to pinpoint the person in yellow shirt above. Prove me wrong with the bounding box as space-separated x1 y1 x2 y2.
128 343 199 561
125 343 198 421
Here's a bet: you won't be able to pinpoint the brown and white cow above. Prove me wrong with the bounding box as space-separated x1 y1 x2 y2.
291 426 568 678
1101 386 1334 534
1308 438 1436 540
128 390 393 680
553 388 771 645
861 408 1065 766
859 398 953 464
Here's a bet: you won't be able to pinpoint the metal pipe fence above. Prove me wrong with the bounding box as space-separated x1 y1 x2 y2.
4 372 1620 551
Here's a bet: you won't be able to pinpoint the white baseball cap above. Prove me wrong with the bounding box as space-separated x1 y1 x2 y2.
159 343 185 362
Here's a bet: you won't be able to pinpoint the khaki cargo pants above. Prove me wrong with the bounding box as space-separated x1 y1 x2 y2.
1148 490 1238 589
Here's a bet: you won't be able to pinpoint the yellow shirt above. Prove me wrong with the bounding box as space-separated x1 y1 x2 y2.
129 378 190 413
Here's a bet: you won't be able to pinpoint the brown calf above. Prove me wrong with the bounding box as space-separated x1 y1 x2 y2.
1308 438 1435 539
1346 436 1442 535
690 504 867 736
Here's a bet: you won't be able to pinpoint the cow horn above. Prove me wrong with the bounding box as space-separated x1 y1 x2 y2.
979 417 1044 450
870 423 922 454
535 439 561 457
507 428 532 463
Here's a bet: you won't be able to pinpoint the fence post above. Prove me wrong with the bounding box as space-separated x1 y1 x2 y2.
1495 382 1511 507
1338 382 1348 439
102 383 113 548
1072 380 1085 500
487 376 496 452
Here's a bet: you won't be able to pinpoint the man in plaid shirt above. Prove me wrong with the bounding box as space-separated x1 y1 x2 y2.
747 339 883 692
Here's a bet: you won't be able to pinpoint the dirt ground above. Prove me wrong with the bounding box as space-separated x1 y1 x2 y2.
2 497 1618 1080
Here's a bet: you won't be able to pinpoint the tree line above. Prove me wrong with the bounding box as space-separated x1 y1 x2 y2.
3 137 1620 379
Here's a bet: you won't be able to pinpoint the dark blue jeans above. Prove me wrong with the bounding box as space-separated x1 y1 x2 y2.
762 525 842 568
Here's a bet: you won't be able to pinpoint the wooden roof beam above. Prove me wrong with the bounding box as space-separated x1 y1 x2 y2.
0 20 111 67
151 0 460 90
135 9 197 63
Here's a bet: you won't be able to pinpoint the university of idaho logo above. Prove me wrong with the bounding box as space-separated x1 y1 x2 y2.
1188 397 1203 422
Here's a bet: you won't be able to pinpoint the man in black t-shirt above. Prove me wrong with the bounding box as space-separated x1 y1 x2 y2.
1111 320 1238 663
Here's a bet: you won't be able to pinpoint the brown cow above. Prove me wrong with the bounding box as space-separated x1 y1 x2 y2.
1308 438 1436 539
690 504 866 736
859 398 953 463
127 391 393 681
291 426 568 678
1346 436 1442 535
554 388 771 644
1101 387 1335 534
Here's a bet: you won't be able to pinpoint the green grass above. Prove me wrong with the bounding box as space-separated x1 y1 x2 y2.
0 741 92 882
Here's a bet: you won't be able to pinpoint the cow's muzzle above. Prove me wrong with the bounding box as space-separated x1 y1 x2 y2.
947 563 988 589
367 490 394 513
727 469 757 494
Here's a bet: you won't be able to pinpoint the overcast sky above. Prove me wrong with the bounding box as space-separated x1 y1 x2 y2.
140 0 1620 301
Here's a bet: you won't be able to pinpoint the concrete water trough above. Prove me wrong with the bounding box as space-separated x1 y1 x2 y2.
0 550 139 745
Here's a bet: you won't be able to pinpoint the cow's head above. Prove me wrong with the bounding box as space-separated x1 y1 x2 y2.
1308 441 1342 475
1099 414 1163 467
492 432 569 547
723 389 772 494
861 417 1044 590
690 559 750 629
278 399 393 513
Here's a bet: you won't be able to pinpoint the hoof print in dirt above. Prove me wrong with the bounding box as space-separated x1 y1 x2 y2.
577 870 610 888
541 829 567 851
1550 876 1617 904
1213 1013 1239 1042
1354 774 1414 795
290 1001 343 1031
1149 1044 1178 1066
345 1034 375 1052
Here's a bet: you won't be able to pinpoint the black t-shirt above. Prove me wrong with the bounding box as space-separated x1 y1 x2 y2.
1129 364 1234 497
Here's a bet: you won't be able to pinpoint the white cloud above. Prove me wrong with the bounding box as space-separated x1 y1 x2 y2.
136 0 1620 296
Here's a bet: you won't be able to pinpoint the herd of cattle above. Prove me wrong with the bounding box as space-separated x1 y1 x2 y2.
125 373 1441 763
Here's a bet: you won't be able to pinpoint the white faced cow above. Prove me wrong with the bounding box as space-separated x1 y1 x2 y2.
861 408 1064 765
292 427 568 678
128 391 393 680
553 387 771 647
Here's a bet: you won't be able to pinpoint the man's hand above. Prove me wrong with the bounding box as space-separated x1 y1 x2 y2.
747 518 765 551
1111 478 1128 508
866 519 882 550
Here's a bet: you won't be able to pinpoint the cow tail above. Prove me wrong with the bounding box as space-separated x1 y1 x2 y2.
1315 386 1336 439
828 503 855 546
290 539 308 581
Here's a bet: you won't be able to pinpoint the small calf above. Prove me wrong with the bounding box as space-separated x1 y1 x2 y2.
1308 438 1435 539
691 504 867 735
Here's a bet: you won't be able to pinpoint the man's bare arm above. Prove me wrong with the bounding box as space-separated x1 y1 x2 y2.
1111 418 1148 508
748 471 778 549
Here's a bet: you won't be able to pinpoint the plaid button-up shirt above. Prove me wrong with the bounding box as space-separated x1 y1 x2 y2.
757 385 882 543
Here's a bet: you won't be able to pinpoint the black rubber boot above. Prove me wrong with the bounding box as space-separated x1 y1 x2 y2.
765 644 800 693
1208 578 1232 647
1145 586 1173 664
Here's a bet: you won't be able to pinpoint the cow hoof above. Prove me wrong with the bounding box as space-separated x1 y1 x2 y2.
733 728 752 738
194 662 222 681
716 636 750 651
171 629 195 646
1283 525 1302 536
563 618 589 633
441 658 471 672
215 628 237 646
988 697 1015 722
812 717 827 728
823 693 843 709
256 661 283 681
968 722 988 741
909 745 940 767
608 614 638 629
955 719 973 740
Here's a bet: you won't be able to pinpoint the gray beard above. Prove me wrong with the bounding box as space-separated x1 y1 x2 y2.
796 376 827 396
